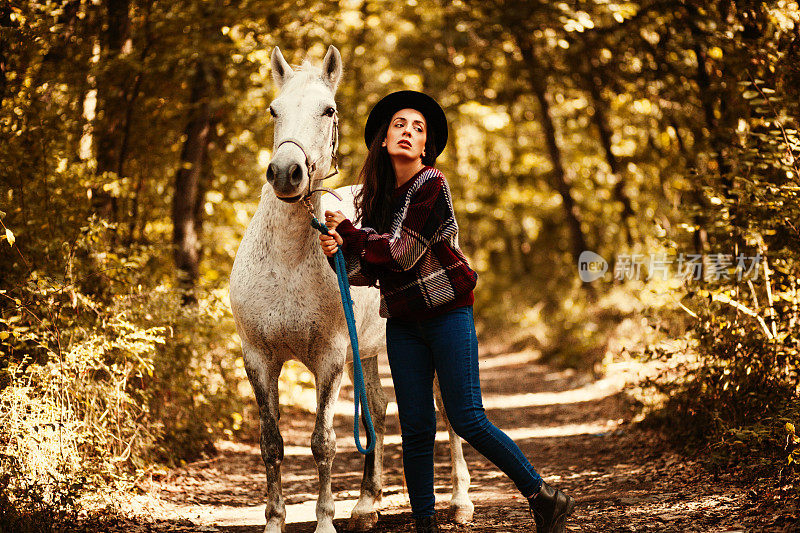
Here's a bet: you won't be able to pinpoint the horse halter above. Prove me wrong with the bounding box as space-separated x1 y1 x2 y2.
273 109 343 216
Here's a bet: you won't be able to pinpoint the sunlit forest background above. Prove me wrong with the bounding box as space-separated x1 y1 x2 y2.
2 0 800 529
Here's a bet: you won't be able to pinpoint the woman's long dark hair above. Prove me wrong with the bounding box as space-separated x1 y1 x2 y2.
354 118 438 234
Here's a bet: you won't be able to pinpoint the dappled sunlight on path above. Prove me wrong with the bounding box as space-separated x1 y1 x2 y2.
125 342 759 532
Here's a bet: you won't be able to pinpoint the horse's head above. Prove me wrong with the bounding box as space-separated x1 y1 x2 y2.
266 45 342 203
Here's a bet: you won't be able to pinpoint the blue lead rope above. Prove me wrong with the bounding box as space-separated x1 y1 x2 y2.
310 216 376 455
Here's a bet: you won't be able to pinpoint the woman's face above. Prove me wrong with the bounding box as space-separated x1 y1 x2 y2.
383 108 427 162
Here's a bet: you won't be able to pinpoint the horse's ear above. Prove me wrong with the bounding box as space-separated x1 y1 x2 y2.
321 45 342 93
271 46 294 90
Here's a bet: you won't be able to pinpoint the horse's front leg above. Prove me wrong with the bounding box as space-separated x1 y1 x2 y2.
346 354 388 531
434 373 475 524
311 354 345 533
243 342 286 533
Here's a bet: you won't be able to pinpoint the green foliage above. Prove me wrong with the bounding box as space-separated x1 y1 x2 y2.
4 0 800 525
635 2 800 487
640 291 798 474
0 214 250 527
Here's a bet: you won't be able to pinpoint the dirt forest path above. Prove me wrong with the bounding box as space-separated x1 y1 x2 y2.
127 341 766 533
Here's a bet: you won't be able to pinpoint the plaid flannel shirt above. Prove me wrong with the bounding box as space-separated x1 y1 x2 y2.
326 166 478 320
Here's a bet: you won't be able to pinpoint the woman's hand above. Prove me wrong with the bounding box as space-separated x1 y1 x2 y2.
324 210 346 230
319 210 346 257
319 227 344 257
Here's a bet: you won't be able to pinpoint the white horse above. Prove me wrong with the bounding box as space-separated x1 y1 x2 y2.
229 45 474 533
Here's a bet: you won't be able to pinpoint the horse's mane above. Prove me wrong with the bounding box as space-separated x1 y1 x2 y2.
289 59 321 74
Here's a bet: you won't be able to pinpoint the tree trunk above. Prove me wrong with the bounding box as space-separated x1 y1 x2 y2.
122 1 155 246
92 0 131 237
685 5 746 270
670 117 711 279
172 62 216 304
579 62 636 248
517 39 595 296
0 4 13 107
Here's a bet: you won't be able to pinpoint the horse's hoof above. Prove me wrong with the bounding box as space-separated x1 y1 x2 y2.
449 502 474 524
348 510 379 530
313 522 338 533
263 521 286 533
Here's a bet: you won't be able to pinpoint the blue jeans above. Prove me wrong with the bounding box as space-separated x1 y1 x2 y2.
385 305 543 518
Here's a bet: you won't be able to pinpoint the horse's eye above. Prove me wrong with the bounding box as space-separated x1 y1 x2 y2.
269 106 277 118
323 107 336 117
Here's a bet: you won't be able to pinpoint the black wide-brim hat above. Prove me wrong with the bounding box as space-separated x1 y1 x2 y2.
364 90 448 158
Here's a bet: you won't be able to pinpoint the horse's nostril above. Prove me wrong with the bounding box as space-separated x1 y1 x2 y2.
289 163 303 186
266 163 275 183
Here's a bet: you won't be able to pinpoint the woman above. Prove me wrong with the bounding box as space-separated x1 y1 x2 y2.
318 90 576 533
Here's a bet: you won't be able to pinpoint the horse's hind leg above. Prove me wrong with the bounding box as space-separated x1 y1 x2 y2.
243 342 286 533
434 373 475 524
347 355 388 531
310 356 345 533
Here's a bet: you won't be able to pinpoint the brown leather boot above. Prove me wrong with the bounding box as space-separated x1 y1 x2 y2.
527 481 576 533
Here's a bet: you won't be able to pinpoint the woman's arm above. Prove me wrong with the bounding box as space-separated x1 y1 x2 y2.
336 175 454 272
319 219 380 288
326 250 379 287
